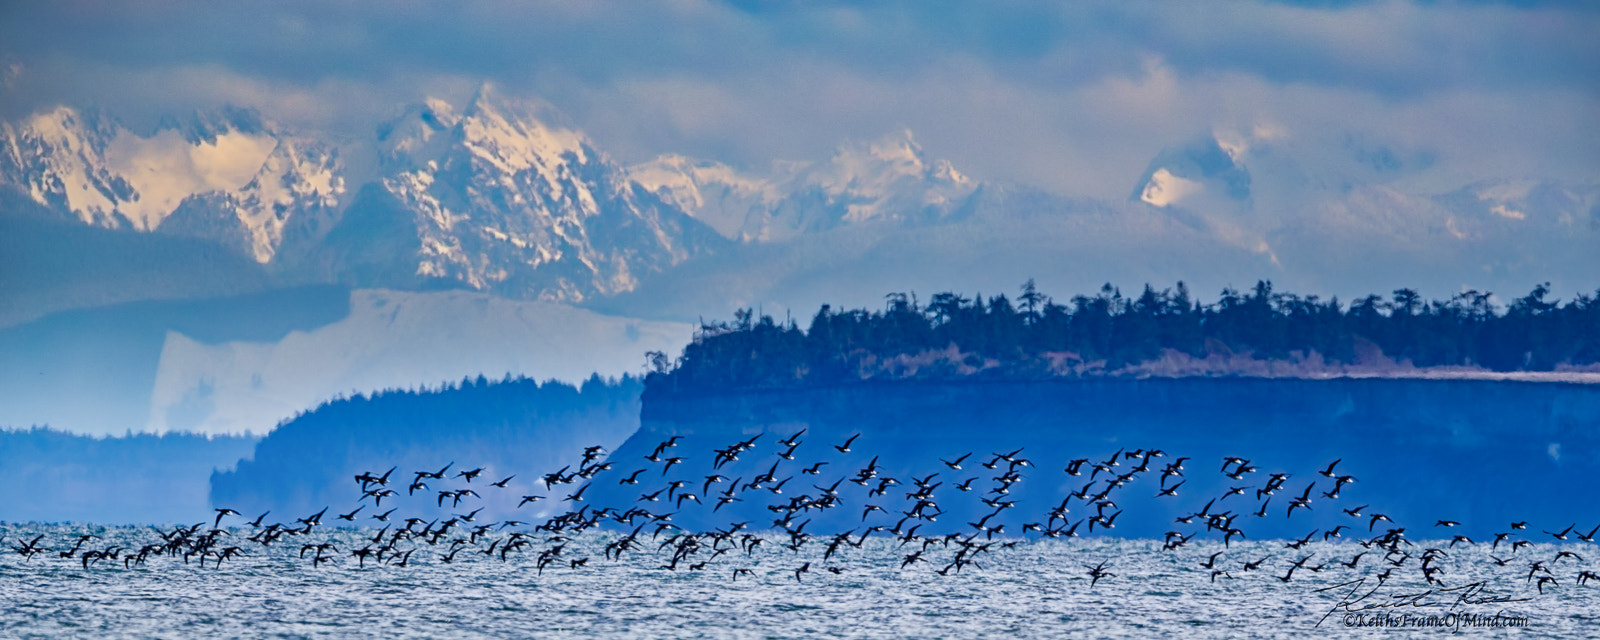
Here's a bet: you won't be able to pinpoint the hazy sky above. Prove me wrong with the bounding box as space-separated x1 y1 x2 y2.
2 1 1595 200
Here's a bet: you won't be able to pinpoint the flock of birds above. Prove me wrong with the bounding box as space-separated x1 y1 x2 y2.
6 430 1598 596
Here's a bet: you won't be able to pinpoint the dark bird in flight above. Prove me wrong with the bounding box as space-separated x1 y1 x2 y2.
1086 561 1114 587
1545 524 1575 541
298 507 328 527
1536 576 1558 594
1286 483 1315 518
422 462 452 480
942 453 971 470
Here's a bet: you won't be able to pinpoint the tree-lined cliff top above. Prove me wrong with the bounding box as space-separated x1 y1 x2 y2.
645 280 1600 394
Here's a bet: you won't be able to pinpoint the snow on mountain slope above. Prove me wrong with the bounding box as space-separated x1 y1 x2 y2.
0 91 719 302
4 96 1595 323
1124 126 1597 292
1128 125 1446 217
630 129 977 242
357 86 724 300
1 107 128 226
1130 133 1253 210
1136 168 1205 208
0 106 344 262
626 154 777 239
787 129 975 225
146 288 692 434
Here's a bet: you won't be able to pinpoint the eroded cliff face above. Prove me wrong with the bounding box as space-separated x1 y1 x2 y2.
595 379 1599 539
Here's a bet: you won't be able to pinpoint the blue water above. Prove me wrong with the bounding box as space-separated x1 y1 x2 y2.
3 523 1596 638
10 378 1600 637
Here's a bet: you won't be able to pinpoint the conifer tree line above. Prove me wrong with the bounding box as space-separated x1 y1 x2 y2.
646 280 1600 391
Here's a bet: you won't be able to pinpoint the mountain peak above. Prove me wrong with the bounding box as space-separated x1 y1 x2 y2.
812 130 970 191
351 89 722 300
827 130 919 175
1131 133 1252 208
628 129 978 241
13 106 125 156
378 89 595 179
628 154 777 239
1 103 341 261
456 89 592 176
375 99 461 171
157 105 270 145
862 128 922 165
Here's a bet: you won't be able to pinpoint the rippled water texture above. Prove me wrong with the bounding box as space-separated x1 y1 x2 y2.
3 524 1596 638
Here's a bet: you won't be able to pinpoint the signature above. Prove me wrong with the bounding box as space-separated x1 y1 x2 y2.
1314 578 1531 627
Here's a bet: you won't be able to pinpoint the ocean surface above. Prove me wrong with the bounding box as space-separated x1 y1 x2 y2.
4 523 1596 639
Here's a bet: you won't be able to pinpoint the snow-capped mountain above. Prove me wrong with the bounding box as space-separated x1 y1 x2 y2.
0 106 344 263
1131 134 1253 209
0 89 731 304
625 154 778 240
352 88 725 300
630 129 978 242
4 92 1595 324
1129 127 1441 214
1126 126 1598 294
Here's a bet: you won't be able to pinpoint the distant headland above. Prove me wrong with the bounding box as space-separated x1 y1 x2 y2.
645 280 1600 396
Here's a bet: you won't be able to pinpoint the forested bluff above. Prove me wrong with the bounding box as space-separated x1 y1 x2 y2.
645 280 1600 397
